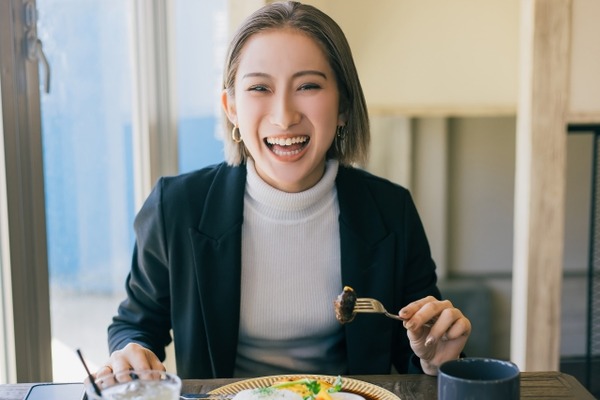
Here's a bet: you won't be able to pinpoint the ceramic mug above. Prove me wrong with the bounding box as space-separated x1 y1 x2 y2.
438 357 520 400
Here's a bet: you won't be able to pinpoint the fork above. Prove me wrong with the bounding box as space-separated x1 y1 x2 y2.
353 297 434 327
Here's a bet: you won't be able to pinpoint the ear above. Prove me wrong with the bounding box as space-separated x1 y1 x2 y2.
337 111 348 127
221 90 237 125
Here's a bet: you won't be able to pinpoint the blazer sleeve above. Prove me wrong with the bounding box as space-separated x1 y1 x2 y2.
392 190 441 373
108 178 173 361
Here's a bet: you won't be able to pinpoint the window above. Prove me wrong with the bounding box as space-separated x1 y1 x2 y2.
175 0 227 173
37 0 228 382
36 0 137 381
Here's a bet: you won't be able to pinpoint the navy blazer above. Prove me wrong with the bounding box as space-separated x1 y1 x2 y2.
108 162 441 378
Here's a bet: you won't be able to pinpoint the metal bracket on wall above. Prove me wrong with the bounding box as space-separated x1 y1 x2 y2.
24 0 50 93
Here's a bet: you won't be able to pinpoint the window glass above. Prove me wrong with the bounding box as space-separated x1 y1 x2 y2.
37 0 135 381
36 0 228 381
175 0 227 173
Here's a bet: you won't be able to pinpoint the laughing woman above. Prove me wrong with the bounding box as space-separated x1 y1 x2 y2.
101 1 471 379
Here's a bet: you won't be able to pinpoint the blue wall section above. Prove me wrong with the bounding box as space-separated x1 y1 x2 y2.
178 117 223 173
38 1 225 293
39 1 136 293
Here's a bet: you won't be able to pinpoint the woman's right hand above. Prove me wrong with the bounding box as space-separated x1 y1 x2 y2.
96 343 165 378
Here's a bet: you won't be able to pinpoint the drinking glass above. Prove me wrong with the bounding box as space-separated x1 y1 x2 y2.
85 369 181 400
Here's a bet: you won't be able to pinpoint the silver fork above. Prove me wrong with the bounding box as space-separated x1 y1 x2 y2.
354 297 434 327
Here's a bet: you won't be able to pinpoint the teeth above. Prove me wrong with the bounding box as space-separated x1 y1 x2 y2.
266 136 308 146
272 148 303 156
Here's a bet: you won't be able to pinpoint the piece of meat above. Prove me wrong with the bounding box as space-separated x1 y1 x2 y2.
334 286 357 324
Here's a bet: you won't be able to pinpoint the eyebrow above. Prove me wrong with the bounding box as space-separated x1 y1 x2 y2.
242 70 328 80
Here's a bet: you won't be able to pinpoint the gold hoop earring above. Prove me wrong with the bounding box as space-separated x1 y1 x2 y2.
231 125 242 143
335 125 346 155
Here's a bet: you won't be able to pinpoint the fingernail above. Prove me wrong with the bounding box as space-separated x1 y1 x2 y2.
405 321 414 330
425 336 435 347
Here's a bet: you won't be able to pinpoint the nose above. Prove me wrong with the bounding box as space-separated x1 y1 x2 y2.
269 91 301 129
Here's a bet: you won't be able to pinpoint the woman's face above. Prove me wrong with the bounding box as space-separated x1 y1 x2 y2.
222 28 345 193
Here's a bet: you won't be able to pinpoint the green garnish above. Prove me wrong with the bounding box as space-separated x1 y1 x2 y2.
305 380 321 396
328 376 343 393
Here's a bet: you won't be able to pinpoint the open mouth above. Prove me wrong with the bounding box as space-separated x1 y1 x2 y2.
265 136 309 156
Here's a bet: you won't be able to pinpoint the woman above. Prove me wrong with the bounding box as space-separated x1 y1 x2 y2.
102 1 471 379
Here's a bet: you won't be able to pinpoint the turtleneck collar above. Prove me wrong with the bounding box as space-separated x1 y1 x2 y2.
245 158 339 217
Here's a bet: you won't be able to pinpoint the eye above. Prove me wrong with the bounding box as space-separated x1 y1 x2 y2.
247 84 269 92
298 83 321 91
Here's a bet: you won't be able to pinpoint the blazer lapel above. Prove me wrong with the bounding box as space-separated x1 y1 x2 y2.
336 166 395 296
189 164 246 377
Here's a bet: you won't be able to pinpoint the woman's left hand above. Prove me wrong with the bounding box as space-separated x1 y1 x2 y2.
399 296 472 376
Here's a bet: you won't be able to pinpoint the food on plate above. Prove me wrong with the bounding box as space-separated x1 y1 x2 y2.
334 286 357 324
233 387 302 400
271 377 339 400
231 377 364 400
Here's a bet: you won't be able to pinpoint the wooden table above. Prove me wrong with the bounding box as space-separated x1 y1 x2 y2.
1 372 595 400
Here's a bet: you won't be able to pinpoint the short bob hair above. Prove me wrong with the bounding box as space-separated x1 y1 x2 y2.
221 1 370 167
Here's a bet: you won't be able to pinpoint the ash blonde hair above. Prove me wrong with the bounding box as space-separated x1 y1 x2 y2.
221 1 370 166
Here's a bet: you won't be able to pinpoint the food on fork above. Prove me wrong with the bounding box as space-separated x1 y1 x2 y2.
334 286 357 324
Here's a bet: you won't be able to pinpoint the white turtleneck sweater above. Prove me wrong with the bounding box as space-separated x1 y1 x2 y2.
234 159 346 377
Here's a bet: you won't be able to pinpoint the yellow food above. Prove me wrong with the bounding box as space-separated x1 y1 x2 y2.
271 379 334 400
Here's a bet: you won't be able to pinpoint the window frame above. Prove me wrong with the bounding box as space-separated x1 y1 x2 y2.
0 0 52 383
130 0 179 207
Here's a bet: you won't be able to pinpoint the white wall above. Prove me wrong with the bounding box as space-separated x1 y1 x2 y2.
446 117 517 358
305 0 519 113
448 117 516 276
570 0 600 116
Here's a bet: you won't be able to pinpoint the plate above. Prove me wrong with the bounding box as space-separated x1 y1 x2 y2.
208 374 400 400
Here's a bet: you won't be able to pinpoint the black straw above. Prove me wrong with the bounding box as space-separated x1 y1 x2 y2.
76 348 102 397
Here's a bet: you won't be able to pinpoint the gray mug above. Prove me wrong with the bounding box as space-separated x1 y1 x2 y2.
438 357 520 400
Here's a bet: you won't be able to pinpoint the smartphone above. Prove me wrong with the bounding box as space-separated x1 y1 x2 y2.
25 382 86 400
